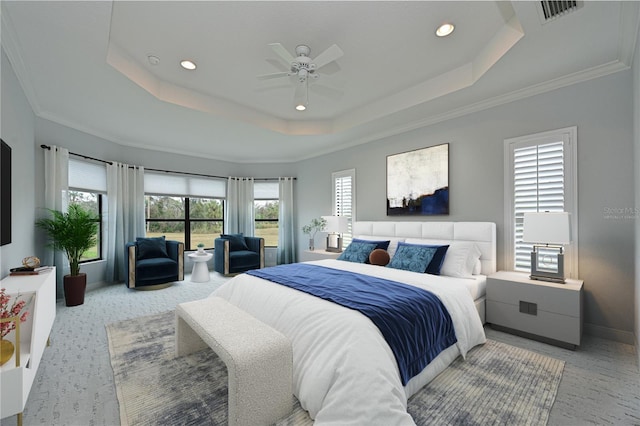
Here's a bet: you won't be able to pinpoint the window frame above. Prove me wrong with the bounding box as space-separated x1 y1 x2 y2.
503 126 578 278
332 169 356 245
144 195 224 251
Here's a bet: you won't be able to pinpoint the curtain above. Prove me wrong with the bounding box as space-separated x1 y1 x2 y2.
106 162 145 282
43 145 69 298
224 177 254 236
277 177 296 264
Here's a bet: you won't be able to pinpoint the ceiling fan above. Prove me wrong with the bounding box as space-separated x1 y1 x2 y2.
257 43 344 111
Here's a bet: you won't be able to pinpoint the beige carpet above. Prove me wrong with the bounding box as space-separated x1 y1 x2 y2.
107 310 564 425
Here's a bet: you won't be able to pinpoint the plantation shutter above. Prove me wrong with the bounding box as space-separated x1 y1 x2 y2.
513 141 565 271
332 169 355 245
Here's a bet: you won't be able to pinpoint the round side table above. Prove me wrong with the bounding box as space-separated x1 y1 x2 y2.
188 252 213 282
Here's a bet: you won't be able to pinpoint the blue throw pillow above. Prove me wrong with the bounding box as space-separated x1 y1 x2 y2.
338 241 377 263
387 242 437 273
352 239 391 264
425 245 450 275
136 236 168 260
220 233 249 251
352 238 391 251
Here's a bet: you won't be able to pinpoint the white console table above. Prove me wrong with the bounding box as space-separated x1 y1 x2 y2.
0 268 56 425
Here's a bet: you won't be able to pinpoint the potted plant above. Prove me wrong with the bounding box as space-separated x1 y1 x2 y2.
35 204 98 307
197 243 206 254
302 217 327 251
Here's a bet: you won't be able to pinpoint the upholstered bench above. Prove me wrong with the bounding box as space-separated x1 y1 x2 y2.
175 297 293 426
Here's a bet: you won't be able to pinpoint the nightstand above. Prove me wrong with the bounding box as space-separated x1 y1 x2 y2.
299 250 341 262
486 271 583 349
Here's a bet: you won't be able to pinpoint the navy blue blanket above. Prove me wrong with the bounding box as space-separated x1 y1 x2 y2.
247 263 457 385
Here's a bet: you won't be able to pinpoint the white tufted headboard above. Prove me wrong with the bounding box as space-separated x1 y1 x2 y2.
352 221 497 276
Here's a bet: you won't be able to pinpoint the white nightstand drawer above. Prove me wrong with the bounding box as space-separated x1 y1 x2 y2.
487 276 581 318
487 300 581 346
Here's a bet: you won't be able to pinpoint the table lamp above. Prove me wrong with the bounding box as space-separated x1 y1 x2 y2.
321 215 348 253
522 212 571 283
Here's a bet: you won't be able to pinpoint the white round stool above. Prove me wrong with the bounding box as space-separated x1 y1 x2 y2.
188 252 213 282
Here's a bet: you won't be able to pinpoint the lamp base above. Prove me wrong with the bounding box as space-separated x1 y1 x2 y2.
326 234 343 253
530 247 566 284
529 274 566 284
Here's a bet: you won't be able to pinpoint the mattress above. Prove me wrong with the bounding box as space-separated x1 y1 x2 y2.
464 274 487 301
211 258 486 425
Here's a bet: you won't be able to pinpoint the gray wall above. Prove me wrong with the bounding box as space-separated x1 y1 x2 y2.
0 49 36 278
296 70 636 342
634 19 640 366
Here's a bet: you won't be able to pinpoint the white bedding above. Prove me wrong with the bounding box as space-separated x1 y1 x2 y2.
211 259 486 425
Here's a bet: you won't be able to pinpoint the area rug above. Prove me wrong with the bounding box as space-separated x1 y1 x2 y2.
106 310 564 426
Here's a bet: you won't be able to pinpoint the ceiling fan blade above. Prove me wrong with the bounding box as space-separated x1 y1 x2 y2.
257 72 290 80
268 43 295 66
312 44 344 70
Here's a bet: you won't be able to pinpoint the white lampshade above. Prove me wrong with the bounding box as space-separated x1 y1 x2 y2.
522 212 571 245
321 215 348 233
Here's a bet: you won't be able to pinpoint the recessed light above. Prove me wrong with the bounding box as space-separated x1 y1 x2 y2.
147 55 160 66
295 104 306 111
436 23 455 37
180 60 197 70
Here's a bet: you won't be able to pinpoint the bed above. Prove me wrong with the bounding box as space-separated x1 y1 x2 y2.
211 221 496 425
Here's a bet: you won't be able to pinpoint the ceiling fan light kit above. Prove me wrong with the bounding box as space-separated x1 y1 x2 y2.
257 43 344 111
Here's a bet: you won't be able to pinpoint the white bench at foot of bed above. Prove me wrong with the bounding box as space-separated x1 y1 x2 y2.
175 297 293 426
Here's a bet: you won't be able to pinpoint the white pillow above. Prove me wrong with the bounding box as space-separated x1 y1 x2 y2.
440 242 482 278
473 258 482 275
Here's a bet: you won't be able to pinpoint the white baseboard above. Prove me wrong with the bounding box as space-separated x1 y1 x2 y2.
584 322 636 345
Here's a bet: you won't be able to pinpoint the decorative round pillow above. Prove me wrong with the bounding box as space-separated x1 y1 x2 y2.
369 249 390 266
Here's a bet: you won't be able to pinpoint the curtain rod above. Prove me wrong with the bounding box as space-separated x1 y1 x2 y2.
40 144 295 182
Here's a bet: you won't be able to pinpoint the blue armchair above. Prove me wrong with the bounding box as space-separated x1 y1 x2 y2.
125 237 184 289
214 234 264 276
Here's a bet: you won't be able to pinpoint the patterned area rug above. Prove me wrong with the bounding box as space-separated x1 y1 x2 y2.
106 310 564 426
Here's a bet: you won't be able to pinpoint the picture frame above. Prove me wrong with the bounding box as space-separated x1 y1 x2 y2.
386 143 449 215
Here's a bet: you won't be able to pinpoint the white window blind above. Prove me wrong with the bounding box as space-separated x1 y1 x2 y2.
68 158 107 192
254 181 279 199
513 142 565 270
504 126 577 277
144 172 226 198
332 169 355 245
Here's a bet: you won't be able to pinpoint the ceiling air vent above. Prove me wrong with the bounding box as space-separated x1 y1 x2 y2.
539 1 582 22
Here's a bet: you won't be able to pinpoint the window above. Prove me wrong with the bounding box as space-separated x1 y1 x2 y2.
68 159 107 263
145 196 223 250
69 190 103 262
332 169 355 245
144 173 226 250
254 181 279 247
504 127 578 277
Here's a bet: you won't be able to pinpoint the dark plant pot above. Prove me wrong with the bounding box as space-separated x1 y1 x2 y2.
64 273 86 307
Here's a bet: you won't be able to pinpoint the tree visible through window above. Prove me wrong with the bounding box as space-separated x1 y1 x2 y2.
69 190 102 262
254 200 279 247
145 196 223 250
